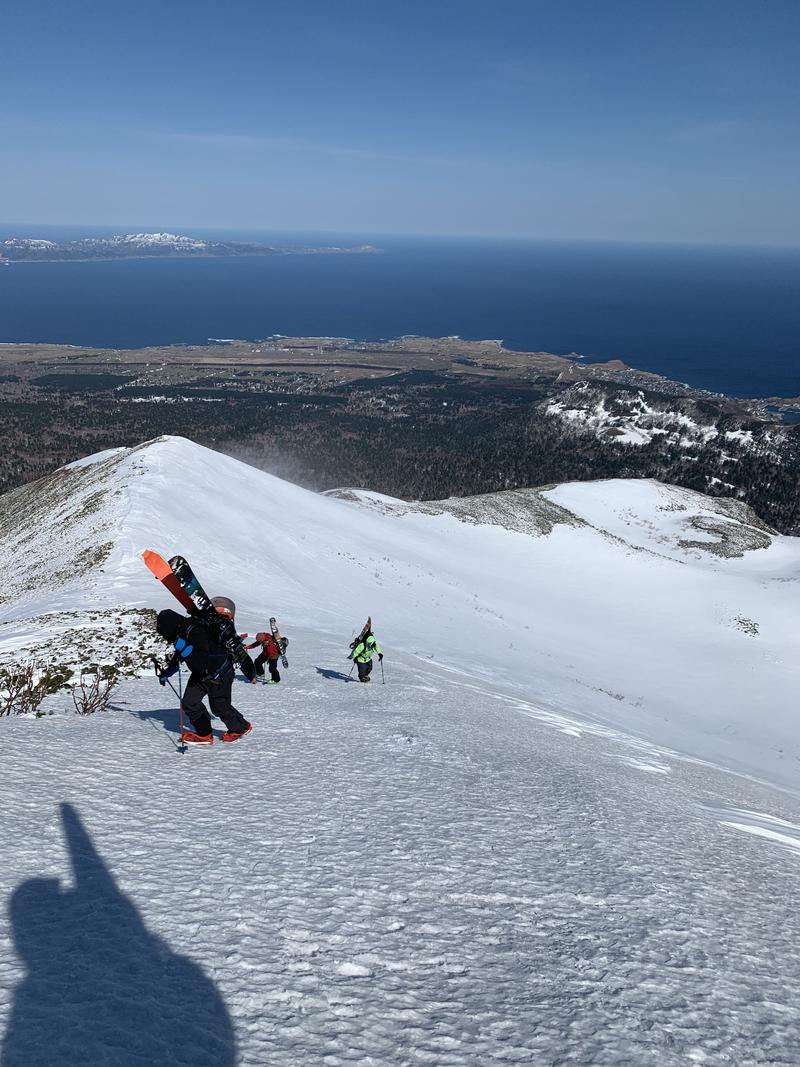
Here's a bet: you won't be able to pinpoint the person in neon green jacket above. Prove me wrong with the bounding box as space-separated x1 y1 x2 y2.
351 632 383 683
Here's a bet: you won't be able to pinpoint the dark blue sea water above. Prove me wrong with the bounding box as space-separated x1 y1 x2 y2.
0 230 798 398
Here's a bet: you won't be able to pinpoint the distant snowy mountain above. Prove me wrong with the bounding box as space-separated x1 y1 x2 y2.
0 238 58 249
0 232 209 259
0 435 797 787
95 232 209 249
0 234 378 261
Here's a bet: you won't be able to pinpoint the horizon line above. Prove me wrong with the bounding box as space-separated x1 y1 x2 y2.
1 223 800 254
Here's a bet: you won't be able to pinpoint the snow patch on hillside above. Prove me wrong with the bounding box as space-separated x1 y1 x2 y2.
547 384 732 449
544 479 775 562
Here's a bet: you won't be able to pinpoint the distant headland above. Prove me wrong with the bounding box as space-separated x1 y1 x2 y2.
0 232 379 264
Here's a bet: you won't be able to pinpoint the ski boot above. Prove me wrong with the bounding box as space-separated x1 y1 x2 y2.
181 731 213 746
222 722 253 743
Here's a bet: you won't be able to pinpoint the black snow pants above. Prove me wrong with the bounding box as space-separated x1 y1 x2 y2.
254 652 280 683
182 673 249 736
356 659 373 681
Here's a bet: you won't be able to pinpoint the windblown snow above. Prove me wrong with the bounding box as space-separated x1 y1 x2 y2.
1 436 799 1065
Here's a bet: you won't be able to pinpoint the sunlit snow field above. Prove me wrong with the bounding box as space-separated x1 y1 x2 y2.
1 437 799 1064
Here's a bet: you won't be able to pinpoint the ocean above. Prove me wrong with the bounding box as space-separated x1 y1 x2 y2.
0 232 798 398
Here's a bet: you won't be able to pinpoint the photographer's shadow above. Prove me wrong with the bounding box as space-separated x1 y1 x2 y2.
2 802 236 1066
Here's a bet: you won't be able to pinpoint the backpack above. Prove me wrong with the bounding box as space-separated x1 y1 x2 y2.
177 620 232 681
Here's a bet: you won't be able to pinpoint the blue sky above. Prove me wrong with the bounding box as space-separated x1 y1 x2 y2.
2 0 799 244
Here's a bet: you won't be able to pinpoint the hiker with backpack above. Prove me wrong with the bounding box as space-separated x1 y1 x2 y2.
351 631 383 683
155 608 252 745
245 629 287 684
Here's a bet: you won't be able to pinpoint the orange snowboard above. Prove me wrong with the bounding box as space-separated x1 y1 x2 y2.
142 549 196 614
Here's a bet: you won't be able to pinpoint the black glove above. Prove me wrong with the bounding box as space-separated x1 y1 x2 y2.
151 657 166 685
378 653 383 661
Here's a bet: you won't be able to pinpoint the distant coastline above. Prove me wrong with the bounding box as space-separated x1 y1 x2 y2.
0 231 379 264
0 237 797 398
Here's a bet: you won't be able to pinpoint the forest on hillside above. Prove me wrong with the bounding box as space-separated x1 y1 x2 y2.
1 365 797 535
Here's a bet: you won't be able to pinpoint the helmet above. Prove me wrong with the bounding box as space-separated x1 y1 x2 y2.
156 609 182 642
211 596 236 620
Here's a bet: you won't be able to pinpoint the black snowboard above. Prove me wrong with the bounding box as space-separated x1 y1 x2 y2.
168 555 256 682
269 616 289 669
348 616 372 659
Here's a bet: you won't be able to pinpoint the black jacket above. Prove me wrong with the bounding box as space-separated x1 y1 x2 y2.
156 609 233 683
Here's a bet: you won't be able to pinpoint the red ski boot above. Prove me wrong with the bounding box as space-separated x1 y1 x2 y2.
221 722 253 744
181 731 213 746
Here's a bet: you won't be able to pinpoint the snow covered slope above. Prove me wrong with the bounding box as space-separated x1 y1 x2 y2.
3 436 800 1065
5 661 800 1066
1 434 798 788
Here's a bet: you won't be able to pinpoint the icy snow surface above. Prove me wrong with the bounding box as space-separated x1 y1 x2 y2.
4 666 800 1065
1 436 800 1064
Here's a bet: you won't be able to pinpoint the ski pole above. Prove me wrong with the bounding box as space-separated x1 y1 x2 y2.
348 662 355 680
380 658 385 684
152 658 185 750
164 676 180 701
177 665 184 743
153 657 181 702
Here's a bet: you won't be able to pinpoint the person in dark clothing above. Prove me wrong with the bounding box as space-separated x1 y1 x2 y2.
245 631 285 684
156 609 252 745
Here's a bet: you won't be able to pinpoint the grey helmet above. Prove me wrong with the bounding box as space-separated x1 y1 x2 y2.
211 596 236 620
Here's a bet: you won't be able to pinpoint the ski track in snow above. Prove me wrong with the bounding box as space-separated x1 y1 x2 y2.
2 644 800 1066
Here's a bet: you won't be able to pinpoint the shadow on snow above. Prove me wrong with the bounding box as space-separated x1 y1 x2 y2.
131 706 182 736
315 666 354 683
1 802 236 1066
